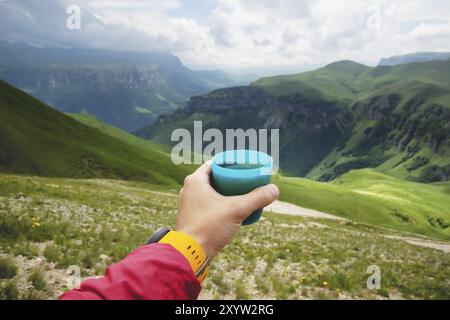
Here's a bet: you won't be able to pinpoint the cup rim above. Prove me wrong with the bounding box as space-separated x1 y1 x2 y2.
211 149 273 176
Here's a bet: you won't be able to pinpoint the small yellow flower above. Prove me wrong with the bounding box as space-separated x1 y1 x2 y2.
322 281 328 287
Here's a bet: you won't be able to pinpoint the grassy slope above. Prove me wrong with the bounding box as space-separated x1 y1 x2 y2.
356 60 450 91
69 113 198 173
253 60 370 102
0 80 188 185
253 60 450 181
69 113 174 157
275 169 450 240
69 113 450 239
2 75 449 239
254 60 450 104
1 173 449 300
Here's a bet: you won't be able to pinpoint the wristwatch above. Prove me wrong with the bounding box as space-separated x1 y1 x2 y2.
147 227 210 283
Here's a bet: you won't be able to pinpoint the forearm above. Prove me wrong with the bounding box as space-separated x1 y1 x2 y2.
59 244 201 300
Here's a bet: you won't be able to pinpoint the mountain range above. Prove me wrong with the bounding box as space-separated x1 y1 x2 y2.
1 49 449 301
379 52 450 66
1 42 449 183
0 42 249 132
139 59 450 182
1 78 449 240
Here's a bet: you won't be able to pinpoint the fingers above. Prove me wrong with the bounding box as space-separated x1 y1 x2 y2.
194 160 212 177
230 184 279 220
185 160 212 185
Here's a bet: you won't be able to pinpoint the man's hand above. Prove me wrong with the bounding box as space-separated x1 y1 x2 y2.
175 160 279 258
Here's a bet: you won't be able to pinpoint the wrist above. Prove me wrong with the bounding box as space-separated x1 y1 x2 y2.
156 229 210 283
176 227 213 258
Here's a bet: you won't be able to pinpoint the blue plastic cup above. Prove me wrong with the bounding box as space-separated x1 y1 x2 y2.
211 149 273 225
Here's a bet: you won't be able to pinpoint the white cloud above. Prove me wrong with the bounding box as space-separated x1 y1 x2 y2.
1 0 450 71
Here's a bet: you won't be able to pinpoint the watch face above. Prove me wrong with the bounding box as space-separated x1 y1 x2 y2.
146 226 171 244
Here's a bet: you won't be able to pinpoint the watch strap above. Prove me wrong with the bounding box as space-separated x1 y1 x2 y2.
146 226 171 244
159 230 209 282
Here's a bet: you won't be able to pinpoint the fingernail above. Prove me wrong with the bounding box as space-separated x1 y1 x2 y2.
268 184 279 199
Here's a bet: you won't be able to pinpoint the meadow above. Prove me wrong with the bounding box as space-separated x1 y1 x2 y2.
1 81 449 300
275 169 450 240
1 173 449 300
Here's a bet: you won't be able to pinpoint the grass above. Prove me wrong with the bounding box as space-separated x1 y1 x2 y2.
276 169 450 240
253 60 450 105
252 60 370 102
0 281 19 300
0 257 17 279
0 173 449 300
28 266 46 291
0 80 190 185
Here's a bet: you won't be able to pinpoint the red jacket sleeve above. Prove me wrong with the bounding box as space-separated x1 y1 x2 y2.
59 243 201 300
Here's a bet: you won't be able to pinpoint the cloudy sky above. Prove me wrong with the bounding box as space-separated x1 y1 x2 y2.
1 0 450 72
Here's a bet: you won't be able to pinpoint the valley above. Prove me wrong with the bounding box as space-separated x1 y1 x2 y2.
0 58 449 300
0 42 248 132
141 60 450 183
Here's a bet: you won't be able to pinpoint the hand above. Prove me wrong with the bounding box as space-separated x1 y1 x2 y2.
175 160 279 258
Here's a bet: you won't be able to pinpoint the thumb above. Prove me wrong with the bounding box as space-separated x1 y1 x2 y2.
232 184 279 219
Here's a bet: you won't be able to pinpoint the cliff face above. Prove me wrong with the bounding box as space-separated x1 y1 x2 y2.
141 61 450 182
0 64 208 132
0 43 243 132
141 86 354 176
355 93 450 155
186 87 349 136
1 66 176 90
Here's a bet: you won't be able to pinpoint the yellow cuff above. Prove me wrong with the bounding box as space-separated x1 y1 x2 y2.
159 230 209 283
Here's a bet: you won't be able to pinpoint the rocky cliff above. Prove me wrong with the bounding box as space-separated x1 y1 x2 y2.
140 61 450 182
0 43 244 132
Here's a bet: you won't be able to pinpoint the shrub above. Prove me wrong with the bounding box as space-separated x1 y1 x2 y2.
255 275 270 295
13 243 40 258
0 257 18 279
44 245 60 263
407 157 429 172
419 165 450 182
234 278 250 300
428 216 449 229
0 280 19 300
329 272 355 292
211 271 229 296
28 266 46 290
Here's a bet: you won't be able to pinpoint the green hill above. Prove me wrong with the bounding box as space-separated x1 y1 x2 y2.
276 169 450 240
142 60 450 182
0 80 189 185
253 60 370 101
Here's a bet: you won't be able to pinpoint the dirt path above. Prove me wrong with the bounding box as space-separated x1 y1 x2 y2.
265 200 347 221
384 235 450 253
265 200 450 254
110 186 450 254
